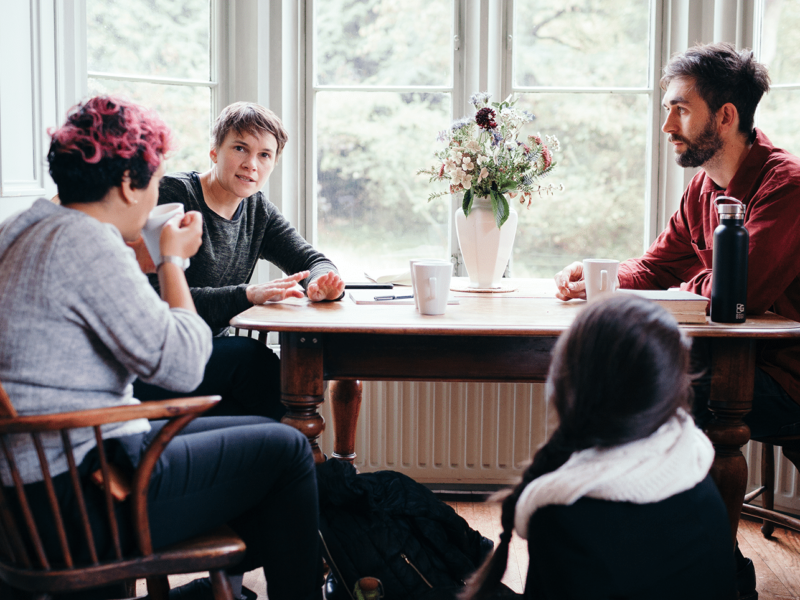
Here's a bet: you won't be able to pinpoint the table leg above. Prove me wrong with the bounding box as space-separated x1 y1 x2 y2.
705 338 756 545
279 332 326 463
330 380 362 463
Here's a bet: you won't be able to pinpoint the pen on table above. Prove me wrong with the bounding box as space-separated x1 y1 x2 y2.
373 294 414 301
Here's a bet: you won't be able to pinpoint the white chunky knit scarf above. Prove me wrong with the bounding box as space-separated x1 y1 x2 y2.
514 409 714 540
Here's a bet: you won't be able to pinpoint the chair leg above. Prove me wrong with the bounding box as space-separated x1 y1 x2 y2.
146 575 171 600
209 570 234 600
761 443 775 537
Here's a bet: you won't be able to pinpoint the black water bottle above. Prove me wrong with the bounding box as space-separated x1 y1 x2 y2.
711 196 748 323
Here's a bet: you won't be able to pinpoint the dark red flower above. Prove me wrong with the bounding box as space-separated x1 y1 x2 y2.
475 107 497 129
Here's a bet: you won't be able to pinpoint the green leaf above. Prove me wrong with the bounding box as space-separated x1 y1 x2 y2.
491 189 510 228
462 188 474 216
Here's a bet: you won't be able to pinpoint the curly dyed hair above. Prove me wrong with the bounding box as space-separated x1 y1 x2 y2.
47 96 173 205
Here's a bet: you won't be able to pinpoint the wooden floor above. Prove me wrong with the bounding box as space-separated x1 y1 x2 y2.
146 503 800 599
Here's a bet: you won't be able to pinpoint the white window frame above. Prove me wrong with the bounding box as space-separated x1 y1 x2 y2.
85 0 220 167
65 0 764 267
288 0 763 261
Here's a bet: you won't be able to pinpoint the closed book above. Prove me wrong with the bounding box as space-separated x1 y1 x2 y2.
616 289 709 323
348 290 459 306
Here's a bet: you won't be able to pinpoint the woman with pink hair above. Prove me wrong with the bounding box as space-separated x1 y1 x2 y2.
0 96 322 600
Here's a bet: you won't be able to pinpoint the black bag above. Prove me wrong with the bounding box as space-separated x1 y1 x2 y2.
317 459 517 600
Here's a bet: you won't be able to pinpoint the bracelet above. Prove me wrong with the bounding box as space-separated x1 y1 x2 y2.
157 255 190 271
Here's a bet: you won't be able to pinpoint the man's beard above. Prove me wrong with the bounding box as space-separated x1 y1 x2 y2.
670 116 723 168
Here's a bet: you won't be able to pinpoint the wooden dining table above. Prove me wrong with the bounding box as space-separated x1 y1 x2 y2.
230 277 800 542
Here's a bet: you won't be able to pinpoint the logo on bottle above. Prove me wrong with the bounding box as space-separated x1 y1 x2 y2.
736 303 745 319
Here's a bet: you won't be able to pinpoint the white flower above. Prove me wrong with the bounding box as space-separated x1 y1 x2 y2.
462 156 474 171
546 135 561 151
465 140 480 152
477 155 490 165
462 175 472 190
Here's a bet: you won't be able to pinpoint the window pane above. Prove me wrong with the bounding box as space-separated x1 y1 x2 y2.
315 0 452 87
87 0 210 80
316 92 451 280
757 90 800 157
510 93 648 277
87 79 211 174
514 0 651 88
762 0 800 84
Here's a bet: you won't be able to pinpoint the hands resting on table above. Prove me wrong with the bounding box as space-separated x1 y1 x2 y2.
245 270 345 304
128 235 345 304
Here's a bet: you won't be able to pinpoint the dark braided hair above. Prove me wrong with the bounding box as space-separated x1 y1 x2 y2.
462 294 693 600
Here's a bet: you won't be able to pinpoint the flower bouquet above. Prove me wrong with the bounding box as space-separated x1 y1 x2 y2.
418 92 562 228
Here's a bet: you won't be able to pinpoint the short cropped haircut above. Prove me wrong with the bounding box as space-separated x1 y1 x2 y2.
211 102 289 156
47 96 172 205
661 42 770 137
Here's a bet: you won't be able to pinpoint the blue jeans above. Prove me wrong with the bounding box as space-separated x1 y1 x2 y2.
12 417 322 600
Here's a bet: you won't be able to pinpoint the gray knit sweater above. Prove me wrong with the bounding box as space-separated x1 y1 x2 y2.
149 172 340 335
0 199 212 484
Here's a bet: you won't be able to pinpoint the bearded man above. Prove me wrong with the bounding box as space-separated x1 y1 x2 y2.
554 42 800 600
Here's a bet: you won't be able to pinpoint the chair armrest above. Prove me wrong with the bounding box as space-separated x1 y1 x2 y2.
0 396 221 434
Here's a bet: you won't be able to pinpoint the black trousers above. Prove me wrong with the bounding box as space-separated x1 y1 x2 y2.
12 417 322 600
133 336 285 421
691 339 800 439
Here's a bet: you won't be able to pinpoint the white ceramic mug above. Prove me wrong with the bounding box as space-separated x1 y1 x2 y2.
583 259 619 303
141 203 185 267
412 261 452 315
410 259 449 311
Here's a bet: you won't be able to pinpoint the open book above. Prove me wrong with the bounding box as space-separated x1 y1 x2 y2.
616 289 709 324
364 269 413 286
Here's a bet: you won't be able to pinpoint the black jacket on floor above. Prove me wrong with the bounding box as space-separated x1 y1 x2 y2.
317 459 496 600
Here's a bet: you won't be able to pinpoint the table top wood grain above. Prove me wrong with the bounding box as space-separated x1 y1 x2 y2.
230 278 800 339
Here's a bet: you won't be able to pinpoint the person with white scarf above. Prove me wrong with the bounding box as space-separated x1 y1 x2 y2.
463 295 736 600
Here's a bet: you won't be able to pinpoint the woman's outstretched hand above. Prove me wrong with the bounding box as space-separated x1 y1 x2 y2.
307 271 345 302
246 271 310 304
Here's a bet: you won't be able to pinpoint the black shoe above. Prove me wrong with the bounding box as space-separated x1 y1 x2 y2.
736 557 758 600
169 578 214 600
168 577 256 600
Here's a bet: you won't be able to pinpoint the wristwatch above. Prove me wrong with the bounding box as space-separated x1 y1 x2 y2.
157 255 190 271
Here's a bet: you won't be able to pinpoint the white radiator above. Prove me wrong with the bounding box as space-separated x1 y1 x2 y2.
319 381 799 514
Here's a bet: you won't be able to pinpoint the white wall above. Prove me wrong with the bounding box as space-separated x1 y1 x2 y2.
0 0 84 222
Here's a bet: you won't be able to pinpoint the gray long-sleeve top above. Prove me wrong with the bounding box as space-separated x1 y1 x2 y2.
0 199 212 484
149 172 340 335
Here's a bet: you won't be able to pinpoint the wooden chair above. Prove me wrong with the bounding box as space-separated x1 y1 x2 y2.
0 381 246 599
741 435 800 537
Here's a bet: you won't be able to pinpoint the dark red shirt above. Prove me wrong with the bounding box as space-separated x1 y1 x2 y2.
619 129 800 404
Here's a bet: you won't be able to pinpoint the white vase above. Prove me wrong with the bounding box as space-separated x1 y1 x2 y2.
455 195 518 288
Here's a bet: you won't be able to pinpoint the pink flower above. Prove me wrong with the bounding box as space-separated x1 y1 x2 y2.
543 146 552 170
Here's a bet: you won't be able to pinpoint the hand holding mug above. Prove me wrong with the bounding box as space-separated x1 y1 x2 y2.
554 261 586 301
160 211 203 260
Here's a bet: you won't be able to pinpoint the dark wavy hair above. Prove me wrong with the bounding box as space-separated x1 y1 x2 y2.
462 295 693 600
47 96 173 205
661 42 770 138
